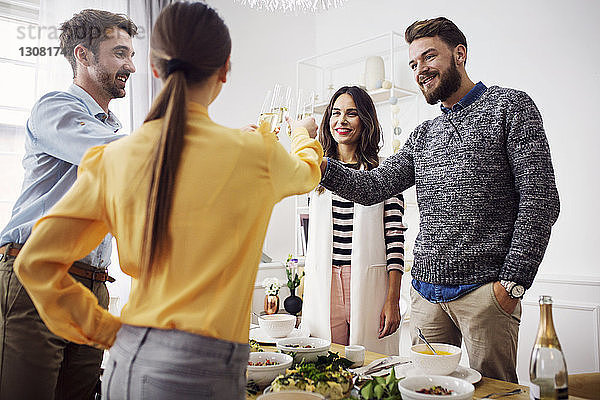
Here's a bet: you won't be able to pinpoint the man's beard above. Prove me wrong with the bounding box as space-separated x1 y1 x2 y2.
421 61 462 105
97 67 127 99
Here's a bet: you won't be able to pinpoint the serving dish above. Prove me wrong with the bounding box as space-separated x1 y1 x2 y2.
249 326 309 345
410 343 462 375
247 352 293 388
258 314 296 338
398 375 474 400
395 362 482 384
276 337 331 363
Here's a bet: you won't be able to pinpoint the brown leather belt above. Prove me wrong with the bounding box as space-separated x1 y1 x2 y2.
1 244 115 283
0 244 20 258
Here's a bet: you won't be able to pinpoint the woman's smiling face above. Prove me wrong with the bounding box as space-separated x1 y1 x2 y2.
329 93 362 147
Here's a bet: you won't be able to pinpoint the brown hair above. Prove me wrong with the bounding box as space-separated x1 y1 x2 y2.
59 9 137 77
317 86 382 194
405 17 467 60
140 1 231 284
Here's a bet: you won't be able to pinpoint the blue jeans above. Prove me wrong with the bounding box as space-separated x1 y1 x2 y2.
102 325 249 399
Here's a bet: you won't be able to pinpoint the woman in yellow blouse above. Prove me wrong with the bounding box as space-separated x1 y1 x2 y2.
14 2 322 399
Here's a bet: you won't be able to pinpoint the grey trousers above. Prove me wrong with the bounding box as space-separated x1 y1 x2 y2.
0 253 109 400
103 324 249 400
409 282 521 383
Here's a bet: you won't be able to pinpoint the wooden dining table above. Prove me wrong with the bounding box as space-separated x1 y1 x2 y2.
247 343 588 399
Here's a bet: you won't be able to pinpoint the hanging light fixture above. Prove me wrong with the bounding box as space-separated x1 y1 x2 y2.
234 0 348 13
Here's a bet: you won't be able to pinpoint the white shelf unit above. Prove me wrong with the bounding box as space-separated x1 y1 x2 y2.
295 31 419 115
293 32 421 261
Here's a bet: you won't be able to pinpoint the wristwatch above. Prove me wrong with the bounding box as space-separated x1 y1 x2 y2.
500 280 525 299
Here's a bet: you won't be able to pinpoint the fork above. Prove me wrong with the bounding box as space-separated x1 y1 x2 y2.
358 359 411 376
480 388 523 399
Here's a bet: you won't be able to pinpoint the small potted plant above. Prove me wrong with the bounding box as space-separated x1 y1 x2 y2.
262 277 281 315
283 254 305 316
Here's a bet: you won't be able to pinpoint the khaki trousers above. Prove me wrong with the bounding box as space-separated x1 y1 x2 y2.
409 282 521 383
0 254 109 400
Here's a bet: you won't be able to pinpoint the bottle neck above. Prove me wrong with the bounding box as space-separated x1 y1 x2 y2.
535 303 562 349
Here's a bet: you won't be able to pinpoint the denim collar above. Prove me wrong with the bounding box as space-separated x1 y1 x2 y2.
441 81 487 114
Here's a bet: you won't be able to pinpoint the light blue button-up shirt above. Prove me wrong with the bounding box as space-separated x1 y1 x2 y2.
0 84 126 268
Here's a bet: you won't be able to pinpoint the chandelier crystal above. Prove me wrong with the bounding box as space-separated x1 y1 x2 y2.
235 0 348 13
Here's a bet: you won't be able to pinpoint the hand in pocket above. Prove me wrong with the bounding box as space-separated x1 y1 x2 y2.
492 281 518 314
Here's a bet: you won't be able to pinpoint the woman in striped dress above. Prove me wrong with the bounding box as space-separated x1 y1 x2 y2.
301 86 407 354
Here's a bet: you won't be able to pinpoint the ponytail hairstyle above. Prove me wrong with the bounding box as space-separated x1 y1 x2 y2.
140 1 231 284
316 86 382 194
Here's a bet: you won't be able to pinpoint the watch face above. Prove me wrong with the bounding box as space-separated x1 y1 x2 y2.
511 285 525 298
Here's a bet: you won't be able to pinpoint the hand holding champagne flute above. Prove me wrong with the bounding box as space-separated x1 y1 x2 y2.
286 115 318 139
287 89 315 136
258 84 291 137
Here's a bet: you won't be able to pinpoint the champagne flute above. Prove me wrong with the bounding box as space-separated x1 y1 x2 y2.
258 84 291 137
273 85 291 136
258 87 278 134
288 89 315 136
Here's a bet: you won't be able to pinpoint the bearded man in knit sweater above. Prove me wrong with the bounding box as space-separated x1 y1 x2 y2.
316 17 560 382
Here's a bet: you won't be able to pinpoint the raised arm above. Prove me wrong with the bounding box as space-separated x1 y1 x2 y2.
499 92 560 288
269 118 324 199
320 133 417 205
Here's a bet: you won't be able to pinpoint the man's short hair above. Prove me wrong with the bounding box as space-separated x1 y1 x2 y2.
59 9 138 77
405 17 467 53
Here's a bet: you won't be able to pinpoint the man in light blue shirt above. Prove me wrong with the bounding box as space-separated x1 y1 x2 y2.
0 9 137 400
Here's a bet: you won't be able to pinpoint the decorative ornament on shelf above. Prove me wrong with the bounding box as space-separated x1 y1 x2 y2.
283 254 304 315
234 0 347 13
365 56 385 91
262 277 281 314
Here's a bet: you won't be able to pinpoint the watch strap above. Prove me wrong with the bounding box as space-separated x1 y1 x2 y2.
500 280 524 299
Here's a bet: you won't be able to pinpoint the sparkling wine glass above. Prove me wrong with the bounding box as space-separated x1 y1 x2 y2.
288 89 315 136
258 84 291 137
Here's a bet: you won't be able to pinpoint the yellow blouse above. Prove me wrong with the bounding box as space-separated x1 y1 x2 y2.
15 102 323 348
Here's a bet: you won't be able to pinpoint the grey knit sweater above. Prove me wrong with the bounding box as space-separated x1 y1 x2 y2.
321 86 559 288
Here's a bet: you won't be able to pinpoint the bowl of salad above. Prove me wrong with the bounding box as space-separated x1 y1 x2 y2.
398 375 474 400
276 337 331 363
247 352 293 388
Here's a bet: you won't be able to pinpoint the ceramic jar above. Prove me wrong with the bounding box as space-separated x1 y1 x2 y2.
365 56 385 91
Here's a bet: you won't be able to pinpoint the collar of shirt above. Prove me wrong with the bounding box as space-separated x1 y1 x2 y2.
440 81 487 114
67 84 122 130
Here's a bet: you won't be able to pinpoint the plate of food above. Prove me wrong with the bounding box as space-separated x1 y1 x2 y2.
265 352 355 400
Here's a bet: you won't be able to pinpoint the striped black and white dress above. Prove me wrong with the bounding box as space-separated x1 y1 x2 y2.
332 162 406 272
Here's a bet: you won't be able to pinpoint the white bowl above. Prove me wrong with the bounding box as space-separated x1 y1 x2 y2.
247 352 293 388
258 314 296 338
410 343 462 375
398 375 474 400
276 337 331 363
257 391 325 399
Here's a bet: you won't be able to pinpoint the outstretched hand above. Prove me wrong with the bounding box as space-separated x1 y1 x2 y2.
286 116 318 138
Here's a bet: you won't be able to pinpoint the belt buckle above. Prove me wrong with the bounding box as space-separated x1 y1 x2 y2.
91 270 104 282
